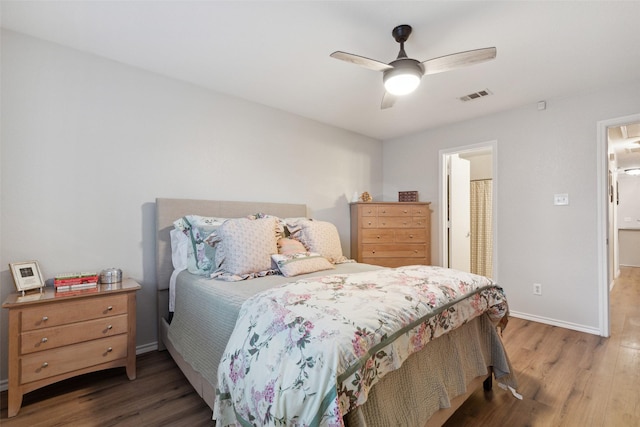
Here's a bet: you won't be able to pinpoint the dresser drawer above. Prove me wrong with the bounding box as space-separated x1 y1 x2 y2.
359 206 377 216
21 294 128 331
412 218 429 228
361 244 427 258
21 314 128 355
361 229 395 243
361 217 378 228
361 257 429 268
377 206 413 217
395 229 427 243
376 217 415 228
411 206 429 217
21 334 128 384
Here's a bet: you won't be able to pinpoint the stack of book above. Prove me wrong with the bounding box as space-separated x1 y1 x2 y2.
54 272 99 293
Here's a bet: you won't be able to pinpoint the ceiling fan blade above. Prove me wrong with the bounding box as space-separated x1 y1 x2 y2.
381 92 397 109
421 47 497 76
330 51 393 72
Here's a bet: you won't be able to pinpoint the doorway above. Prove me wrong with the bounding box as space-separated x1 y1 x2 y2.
439 141 498 279
597 113 640 337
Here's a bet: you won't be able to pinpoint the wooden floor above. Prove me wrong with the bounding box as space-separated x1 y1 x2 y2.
1 267 639 426
444 266 640 427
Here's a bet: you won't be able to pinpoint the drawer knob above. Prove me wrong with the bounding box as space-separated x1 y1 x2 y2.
403 222 408 225
107 347 113 353
403 210 408 213
376 235 381 239
107 306 113 311
42 316 48 322
414 250 418 253
368 222 372 226
42 362 49 368
107 325 113 330
41 337 48 343
372 251 376 254
409 235 414 239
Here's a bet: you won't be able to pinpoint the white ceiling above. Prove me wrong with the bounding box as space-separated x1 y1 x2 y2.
2 1 640 142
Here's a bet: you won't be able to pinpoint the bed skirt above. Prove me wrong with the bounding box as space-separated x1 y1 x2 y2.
162 313 514 427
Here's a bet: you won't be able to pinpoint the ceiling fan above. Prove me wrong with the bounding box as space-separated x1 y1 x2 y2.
330 24 497 109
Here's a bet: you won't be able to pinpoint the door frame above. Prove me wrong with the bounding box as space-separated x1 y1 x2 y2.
596 112 640 337
439 140 498 280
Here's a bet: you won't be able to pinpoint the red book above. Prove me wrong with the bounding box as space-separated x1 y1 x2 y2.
54 276 99 286
54 273 99 286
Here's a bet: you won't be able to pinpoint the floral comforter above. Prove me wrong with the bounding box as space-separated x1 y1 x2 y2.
214 265 509 427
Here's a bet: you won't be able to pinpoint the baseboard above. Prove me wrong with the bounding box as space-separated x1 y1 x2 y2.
509 311 602 336
136 341 158 355
0 342 160 392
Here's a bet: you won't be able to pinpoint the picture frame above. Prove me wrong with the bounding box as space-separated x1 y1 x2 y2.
9 260 45 295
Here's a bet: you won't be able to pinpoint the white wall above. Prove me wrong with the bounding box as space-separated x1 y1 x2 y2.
0 31 383 383
383 83 640 333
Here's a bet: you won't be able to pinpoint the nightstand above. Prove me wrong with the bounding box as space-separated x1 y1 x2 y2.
2 278 141 417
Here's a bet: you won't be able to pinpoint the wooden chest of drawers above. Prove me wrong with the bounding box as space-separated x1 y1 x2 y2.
2 279 140 417
350 202 431 268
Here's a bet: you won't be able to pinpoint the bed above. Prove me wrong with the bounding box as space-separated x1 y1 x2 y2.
155 198 517 426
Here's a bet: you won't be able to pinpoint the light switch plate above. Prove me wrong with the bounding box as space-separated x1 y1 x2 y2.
554 193 569 205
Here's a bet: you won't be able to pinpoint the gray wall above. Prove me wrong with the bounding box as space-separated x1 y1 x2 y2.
382 82 640 332
0 31 383 384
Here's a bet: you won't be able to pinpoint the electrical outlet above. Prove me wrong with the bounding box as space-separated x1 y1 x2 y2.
533 283 542 296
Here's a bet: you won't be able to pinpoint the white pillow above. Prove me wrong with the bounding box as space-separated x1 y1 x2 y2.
169 229 189 312
170 229 189 271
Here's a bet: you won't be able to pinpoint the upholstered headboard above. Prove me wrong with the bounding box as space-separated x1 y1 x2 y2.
155 198 307 329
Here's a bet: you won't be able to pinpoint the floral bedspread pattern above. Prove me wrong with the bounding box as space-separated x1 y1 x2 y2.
214 265 509 427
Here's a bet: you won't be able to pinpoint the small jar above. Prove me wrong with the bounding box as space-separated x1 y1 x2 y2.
100 268 122 284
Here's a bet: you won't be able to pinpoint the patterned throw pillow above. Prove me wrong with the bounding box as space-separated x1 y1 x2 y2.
173 215 227 276
277 238 307 255
209 217 279 280
271 252 334 277
286 219 350 264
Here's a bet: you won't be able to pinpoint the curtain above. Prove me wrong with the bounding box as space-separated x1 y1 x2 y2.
470 179 493 278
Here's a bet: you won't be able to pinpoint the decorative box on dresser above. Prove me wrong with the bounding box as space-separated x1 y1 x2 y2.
350 202 431 267
2 278 141 417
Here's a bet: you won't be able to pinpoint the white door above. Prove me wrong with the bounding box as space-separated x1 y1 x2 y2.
449 154 471 272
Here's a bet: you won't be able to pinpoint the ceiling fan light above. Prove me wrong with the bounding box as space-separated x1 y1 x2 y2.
383 63 422 96
384 73 421 95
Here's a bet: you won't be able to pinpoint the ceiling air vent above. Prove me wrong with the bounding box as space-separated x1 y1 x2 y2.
459 89 492 102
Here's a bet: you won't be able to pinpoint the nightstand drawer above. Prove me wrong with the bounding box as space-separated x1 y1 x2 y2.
21 334 128 384
21 294 128 331
21 314 128 354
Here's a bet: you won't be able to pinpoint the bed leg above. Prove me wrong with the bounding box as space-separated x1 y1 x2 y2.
483 368 493 391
